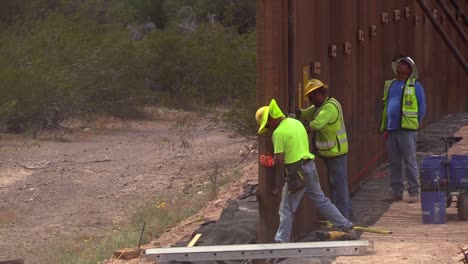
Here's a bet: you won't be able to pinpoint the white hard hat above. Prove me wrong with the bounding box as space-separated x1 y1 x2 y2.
392 56 418 79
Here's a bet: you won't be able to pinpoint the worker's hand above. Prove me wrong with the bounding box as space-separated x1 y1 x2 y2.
259 154 274 167
382 131 389 141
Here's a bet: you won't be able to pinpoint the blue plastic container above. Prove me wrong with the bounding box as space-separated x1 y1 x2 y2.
420 155 446 190
449 155 468 188
421 192 446 224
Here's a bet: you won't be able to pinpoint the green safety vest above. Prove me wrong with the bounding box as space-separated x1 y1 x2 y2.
379 78 419 132
314 97 348 157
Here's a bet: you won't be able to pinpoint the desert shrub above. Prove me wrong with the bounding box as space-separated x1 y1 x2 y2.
0 0 257 135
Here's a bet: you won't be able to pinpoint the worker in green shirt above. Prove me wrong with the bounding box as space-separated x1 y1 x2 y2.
296 79 351 219
256 98 355 242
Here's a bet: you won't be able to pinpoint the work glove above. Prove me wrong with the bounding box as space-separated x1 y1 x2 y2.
259 154 274 167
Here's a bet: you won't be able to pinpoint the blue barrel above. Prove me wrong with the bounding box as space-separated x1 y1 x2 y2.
421 192 446 224
449 155 468 188
419 155 446 190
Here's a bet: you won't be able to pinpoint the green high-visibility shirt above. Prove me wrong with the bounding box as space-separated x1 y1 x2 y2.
272 118 315 164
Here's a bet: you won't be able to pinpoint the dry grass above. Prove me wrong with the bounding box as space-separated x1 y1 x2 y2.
40 166 245 264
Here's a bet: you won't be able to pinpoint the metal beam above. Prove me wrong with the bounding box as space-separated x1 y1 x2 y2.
418 0 468 74
438 0 468 44
142 240 374 263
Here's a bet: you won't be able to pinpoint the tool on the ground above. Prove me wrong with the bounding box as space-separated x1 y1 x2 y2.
316 231 355 241
319 221 393 234
187 234 202 247
143 240 374 263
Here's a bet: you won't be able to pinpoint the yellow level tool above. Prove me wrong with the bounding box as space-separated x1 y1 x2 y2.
319 221 392 234
187 234 202 247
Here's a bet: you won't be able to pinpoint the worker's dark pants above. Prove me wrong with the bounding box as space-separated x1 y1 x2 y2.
324 154 351 219
387 130 420 197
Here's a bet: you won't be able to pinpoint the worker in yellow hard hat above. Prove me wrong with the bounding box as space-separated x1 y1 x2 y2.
256 99 356 243
296 79 351 219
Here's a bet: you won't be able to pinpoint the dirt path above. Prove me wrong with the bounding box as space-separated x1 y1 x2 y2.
336 125 468 264
0 112 256 263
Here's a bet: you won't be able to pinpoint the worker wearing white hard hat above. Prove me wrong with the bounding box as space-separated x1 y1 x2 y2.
380 56 426 204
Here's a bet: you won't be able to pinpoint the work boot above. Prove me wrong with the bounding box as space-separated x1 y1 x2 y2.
407 194 420 204
343 227 357 240
382 193 403 202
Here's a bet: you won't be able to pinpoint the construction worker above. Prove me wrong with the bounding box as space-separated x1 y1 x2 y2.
296 79 351 219
380 56 426 204
256 99 356 243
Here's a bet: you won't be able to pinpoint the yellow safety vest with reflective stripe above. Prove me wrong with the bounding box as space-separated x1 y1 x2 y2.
314 98 348 157
379 78 419 132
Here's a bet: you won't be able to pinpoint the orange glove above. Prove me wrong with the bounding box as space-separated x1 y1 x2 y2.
259 154 274 167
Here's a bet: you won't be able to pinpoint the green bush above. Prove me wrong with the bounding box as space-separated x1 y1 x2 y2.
0 11 150 132
0 1 257 135
142 25 256 115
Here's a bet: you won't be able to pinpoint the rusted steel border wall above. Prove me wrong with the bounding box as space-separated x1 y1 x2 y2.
257 0 468 242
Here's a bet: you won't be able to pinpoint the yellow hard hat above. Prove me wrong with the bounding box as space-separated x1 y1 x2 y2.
255 99 285 134
255 106 268 125
303 79 328 99
255 105 269 134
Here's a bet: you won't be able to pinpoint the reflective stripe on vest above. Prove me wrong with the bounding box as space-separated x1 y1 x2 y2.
402 110 418 116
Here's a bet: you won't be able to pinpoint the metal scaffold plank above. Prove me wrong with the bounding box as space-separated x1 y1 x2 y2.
142 240 374 263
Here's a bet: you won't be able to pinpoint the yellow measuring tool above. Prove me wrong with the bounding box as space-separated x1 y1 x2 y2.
319 221 392 234
187 234 202 247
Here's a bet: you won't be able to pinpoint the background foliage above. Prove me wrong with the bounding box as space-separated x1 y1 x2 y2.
0 0 257 134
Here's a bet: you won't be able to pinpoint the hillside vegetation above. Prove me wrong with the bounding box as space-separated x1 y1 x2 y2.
0 0 257 134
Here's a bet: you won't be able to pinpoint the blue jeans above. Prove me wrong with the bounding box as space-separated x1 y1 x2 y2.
386 130 420 197
324 155 351 219
274 160 353 243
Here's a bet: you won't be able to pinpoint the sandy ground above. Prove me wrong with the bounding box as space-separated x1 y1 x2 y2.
129 123 468 264
3 112 468 264
336 125 468 264
0 110 257 263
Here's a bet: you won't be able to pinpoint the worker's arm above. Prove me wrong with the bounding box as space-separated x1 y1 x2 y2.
271 132 286 194
274 152 284 166
416 81 426 124
258 152 284 195
309 103 338 131
299 106 316 121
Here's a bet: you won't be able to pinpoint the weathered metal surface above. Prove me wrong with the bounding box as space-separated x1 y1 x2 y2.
257 0 468 243
256 0 289 243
